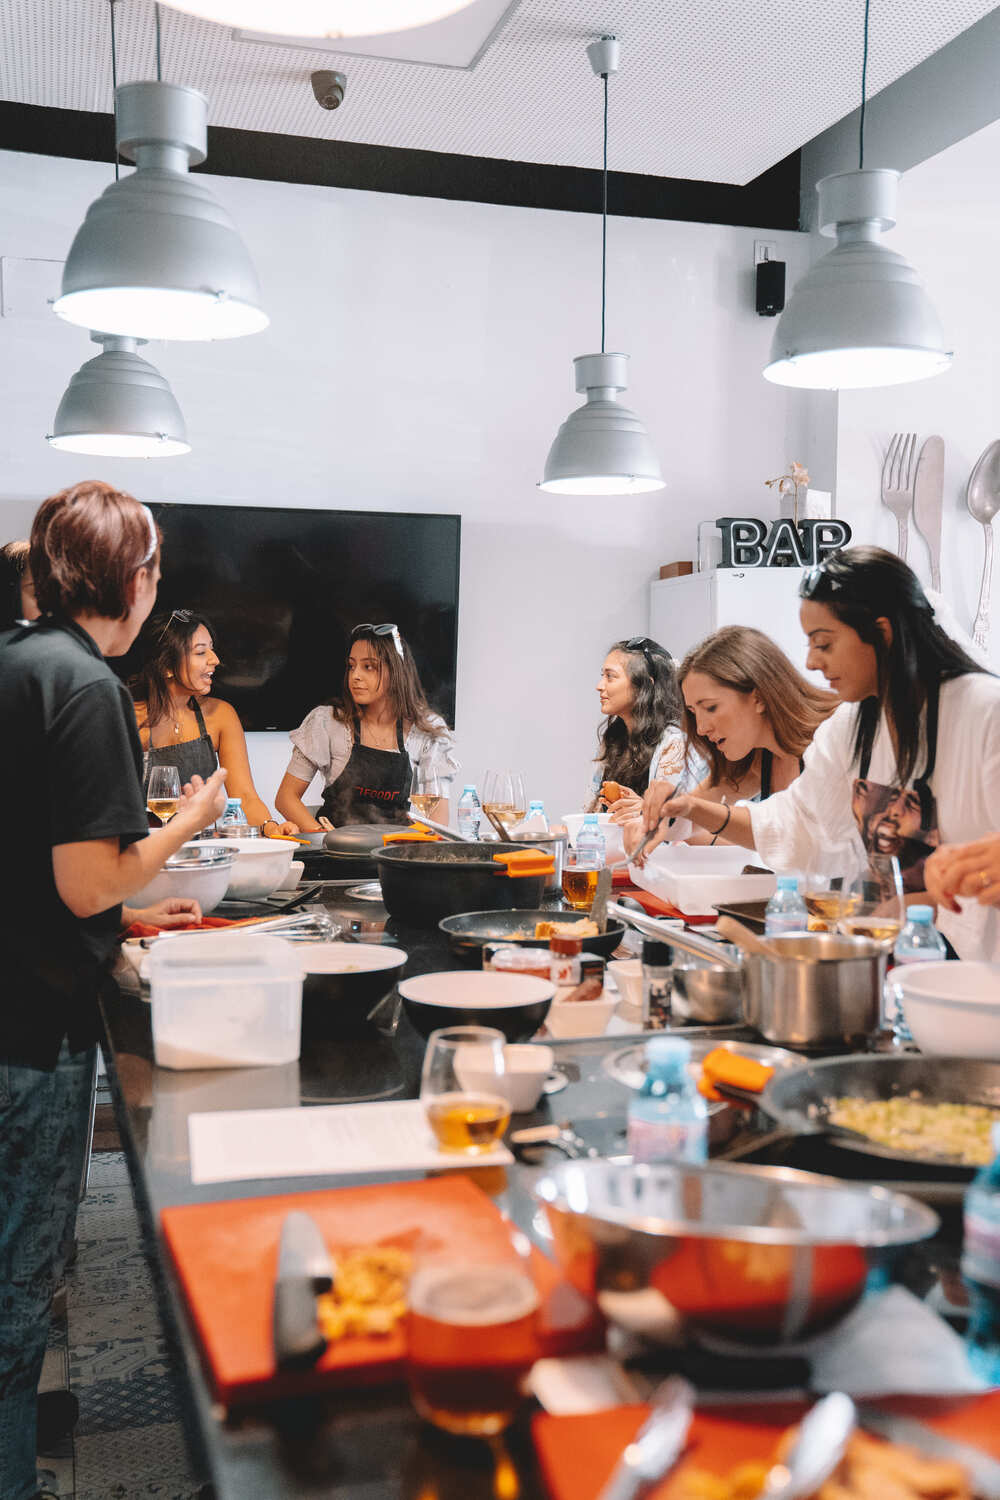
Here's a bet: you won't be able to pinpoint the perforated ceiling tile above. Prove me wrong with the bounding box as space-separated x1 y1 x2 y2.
0 0 995 184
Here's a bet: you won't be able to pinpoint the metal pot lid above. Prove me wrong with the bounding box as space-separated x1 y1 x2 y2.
322 824 389 854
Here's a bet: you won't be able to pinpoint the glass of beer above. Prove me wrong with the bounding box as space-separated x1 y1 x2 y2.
836 855 905 947
421 1026 510 1154
562 850 599 910
147 764 181 824
406 1245 540 1435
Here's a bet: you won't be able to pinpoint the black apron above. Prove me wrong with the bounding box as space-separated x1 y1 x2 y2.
142 696 218 794
758 751 806 801
319 715 412 827
851 682 941 896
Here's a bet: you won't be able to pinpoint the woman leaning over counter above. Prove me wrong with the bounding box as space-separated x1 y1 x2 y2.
590 635 704 824
0 481 226 1500
641 546 1000 959
131 608 297 835
275 622 459 829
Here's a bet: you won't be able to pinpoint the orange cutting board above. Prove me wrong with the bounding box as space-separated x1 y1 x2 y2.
161 1175 601 1407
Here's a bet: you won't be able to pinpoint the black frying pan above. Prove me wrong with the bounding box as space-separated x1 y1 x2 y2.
439 908 626 963
757 1053 1000 1173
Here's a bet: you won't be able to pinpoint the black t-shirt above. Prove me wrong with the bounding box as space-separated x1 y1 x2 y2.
0 616 150 1066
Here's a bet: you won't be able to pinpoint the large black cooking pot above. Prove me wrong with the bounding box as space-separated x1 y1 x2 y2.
372 841 548 928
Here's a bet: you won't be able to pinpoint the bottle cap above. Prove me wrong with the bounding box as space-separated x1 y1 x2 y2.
777 875 799 891
550 936 583 956
463 784 476 792
583 812 599 826
908 905 933 923
646 1035 691 1067
642 938 673 965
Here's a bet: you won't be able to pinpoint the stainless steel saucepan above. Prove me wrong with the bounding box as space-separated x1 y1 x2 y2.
607 903 885 1047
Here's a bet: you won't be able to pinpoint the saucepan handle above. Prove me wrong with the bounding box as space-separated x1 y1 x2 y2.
607 902 742 971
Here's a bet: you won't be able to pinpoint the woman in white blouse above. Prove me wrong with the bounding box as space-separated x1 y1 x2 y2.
589 636 704 823
639 547 1000 961
275 622 459 830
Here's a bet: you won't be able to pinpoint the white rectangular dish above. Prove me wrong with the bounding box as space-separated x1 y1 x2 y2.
629 844 776 916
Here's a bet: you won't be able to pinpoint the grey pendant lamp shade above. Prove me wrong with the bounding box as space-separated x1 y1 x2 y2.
53 81 268 342
47 334 190 458
160 1 476 37
538 38 664 496
764 169 951 390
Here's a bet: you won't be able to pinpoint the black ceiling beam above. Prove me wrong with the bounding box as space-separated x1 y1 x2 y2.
0 99 800 231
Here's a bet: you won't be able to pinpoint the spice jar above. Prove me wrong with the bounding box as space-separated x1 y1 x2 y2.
642 938 673 1029
549 935 582 988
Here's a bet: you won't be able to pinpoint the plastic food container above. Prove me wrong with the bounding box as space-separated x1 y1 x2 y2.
629 844 776 917
149 933 303 1070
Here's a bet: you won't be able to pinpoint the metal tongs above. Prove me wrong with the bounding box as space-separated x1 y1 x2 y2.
141 910 338 947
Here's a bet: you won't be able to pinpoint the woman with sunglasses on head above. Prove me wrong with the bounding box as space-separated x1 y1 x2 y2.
131 609 298 836
589 636 704 825
275 623 459 830
639 546 1000 959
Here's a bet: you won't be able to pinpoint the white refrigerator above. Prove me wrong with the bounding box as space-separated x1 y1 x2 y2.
649 567 822 683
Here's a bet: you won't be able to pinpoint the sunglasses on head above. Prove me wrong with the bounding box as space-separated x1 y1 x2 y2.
352 622 404 659
799 559 847 599
158 607 194 639
624 636 668 675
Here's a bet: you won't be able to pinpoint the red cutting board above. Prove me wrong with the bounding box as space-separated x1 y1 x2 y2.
161 1175 600 1407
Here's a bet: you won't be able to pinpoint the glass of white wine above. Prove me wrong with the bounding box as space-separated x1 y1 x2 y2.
482 770 527 836
801 869 846 932
410 766 445 822
146 764 181 825
836 855 905 948
421 1026 509 1155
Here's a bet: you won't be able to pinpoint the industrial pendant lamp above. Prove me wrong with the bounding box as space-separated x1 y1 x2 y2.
53 7 267 344
763 0 951 390
539 38 664 496
160 1 477 37
47 334 190 457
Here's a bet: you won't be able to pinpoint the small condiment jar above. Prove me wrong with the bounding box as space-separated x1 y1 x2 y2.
486 945 552 980
549 935 582 987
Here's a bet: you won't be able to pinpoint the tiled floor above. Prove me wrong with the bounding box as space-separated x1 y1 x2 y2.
39 1149 211 1500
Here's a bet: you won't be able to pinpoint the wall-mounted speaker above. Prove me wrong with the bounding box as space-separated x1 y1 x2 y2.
755 259 785 317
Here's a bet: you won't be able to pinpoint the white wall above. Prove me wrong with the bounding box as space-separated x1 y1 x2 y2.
828 116 1000 669
0 147 810 813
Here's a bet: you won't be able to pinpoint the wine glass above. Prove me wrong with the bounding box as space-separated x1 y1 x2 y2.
421 1026 509 1155
146 764 181 825
482 770 526 836
836 855 905 948
410 766 446 823
801 867 846 932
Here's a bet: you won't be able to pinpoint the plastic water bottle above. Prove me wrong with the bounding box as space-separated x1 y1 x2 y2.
457 785 482 840
764 875 808 937
576 812 606 869
962 1123 1000 1382
627 1036 708 1164
218 796 248 832
890 905 947 1042
528 800 546 823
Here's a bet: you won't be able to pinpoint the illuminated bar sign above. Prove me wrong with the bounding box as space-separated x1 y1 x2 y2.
715 517 853 569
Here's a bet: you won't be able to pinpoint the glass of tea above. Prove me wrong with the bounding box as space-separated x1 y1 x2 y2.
561 850 599 910
836 854 905 948
146 764 181 824
421 1026 510 1155
405 1235 540 1435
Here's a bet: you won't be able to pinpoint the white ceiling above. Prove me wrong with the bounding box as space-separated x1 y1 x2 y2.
1 0 996 185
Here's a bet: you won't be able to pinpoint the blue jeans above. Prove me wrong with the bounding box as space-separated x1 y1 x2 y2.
0 1039 96 1500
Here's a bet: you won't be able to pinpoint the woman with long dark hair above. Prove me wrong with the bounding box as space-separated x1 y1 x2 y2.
640 546 1000 958
275 623 459 829
131 609 297 834
589 636 703 823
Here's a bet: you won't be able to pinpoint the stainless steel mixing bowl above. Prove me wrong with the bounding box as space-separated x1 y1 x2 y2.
533 1159 938 1347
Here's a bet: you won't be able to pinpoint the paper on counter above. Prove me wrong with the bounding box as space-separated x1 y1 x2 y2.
188 1098 513 1185
808 1284 987 1396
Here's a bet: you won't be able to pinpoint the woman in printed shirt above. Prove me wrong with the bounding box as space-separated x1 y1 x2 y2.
275 622 459 829
640 547 1000 960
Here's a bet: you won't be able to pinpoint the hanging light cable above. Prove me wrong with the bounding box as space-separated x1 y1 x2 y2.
157 1 478 39
539 37 664 496
763 0 951 390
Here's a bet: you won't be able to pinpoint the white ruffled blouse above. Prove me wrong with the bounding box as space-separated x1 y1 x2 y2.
287 705 460 789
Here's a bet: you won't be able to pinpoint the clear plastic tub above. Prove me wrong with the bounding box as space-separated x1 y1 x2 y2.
149 933 303 1070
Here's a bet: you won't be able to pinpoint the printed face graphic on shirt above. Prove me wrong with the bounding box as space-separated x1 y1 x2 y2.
851 777 940 894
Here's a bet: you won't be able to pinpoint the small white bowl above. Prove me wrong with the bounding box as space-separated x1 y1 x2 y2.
213 838 295 900
561 812 628 868
546 991 616 1039
891 961 1000 1058
456 1042 554 1113
608 959 643 1018
277 859 304 891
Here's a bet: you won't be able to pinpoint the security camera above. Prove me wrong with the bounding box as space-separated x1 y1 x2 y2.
311 70 347 110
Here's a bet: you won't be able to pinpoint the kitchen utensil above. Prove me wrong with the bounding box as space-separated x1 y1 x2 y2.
912 434 945 590
858 1405 1000 1498
712 898 769 932
759 1053 1000 1171
406 811 469 841
397 969 555 1042
759 1392 855 1500
889 959 1000 1057
299 942 408 1038
595 1376 694 1500
881 431 918 560
439 909 626 965
272 1211 334 1369
483 804 514 841
610 902 884 1046
373 841 549 927
148 909 338 944
344 881 383 901
534 1159 938 1347
130 842 234 916
966 438 1000 651
510 1122 595 1159
590 867 613 932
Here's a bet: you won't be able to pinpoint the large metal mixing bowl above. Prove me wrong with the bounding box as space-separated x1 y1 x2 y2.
533 1160 938 1347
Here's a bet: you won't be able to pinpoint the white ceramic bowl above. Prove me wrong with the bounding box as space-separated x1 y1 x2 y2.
398 970 554 1042
561 812 628 868
608 958 644 1018
891 961 1000 1058
546 991 616 1038
456 1042 555 1113
278 859 304 891
214 838 295 900
130 843 234 916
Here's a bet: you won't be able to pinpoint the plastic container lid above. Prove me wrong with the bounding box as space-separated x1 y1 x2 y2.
776 875 799 891
908 905 934 923
642 938 673 965
550 936 583 955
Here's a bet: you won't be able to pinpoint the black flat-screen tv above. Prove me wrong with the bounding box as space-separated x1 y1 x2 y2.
117 503 461 732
